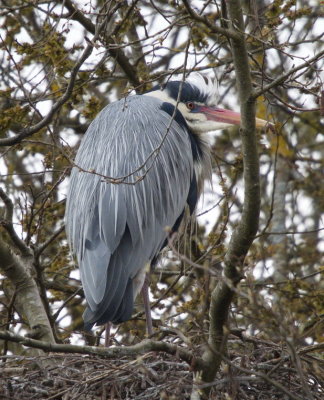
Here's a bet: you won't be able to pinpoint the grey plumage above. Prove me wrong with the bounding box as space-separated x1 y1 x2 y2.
66 95 200 329
65 75 269 330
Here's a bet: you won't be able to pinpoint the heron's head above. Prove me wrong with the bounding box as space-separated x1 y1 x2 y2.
146 74 271 134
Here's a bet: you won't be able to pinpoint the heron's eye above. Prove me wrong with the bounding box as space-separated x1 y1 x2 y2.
186 102 195 110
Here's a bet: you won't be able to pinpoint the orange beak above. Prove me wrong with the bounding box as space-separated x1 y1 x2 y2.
198 106 273 130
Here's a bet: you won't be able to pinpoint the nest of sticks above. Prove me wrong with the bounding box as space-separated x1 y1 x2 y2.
0 336 323 400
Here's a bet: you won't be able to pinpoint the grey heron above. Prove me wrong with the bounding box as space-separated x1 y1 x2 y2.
65 74 270 334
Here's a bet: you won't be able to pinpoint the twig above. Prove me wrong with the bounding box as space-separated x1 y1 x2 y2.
35 225 65 257
182 0 240 41
0 10 109 146
252 49 324 98
60 0 141 89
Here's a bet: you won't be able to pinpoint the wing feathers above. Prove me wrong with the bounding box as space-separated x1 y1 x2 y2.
65 95 199 327
82 237 111 307
99 186 127 253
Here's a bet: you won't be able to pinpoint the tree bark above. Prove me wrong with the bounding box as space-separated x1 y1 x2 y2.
199 1 261 396
0 238 55 345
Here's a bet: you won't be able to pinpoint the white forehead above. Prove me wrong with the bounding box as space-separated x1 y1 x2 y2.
186 73 219 106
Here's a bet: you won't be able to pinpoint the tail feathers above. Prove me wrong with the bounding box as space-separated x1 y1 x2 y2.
83 278 134 330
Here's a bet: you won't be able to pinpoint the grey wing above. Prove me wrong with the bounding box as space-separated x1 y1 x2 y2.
65 95 195 328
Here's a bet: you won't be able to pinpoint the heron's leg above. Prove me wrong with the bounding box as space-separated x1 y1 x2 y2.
141 275 153 336
104 322 111 347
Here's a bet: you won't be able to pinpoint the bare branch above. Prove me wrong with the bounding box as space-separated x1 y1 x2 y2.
0 7 117 147
60 0 141 89
252 49 324 98
0 43 94 146
0 330 205 369
34 225 65 257
182 0 240 41
200 0 261 393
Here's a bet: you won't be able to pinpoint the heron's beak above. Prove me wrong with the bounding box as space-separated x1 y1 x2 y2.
198 106 272 129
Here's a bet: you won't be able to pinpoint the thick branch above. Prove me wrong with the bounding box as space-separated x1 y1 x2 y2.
0 330 205 369
200 0 261 393
0 188 32 256
0 239 55 344
224 8 261 264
